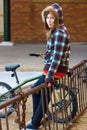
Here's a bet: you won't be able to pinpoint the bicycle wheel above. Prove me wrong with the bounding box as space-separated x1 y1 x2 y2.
48 83 78 123
0 82 16 118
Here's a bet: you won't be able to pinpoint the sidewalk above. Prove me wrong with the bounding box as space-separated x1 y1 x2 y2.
0 42 87 71
0 42 45 71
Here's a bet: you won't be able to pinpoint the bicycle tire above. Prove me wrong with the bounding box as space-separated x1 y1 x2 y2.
48 83 78 123
0 82 16 118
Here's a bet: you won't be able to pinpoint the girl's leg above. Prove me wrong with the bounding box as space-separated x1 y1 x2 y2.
31 75 45 119
26 75 53 128
32 84 52 127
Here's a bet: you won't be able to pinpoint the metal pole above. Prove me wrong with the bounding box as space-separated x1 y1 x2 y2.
3 0 10 41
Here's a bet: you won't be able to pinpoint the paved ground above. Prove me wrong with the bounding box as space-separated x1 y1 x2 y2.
0 42 87 86
0 42 87 130
0 42 48 71
0 42 87 71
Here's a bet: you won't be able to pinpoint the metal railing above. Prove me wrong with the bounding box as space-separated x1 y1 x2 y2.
0 59 87 130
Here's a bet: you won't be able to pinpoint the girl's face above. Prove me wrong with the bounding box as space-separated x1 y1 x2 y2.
46 13 55 29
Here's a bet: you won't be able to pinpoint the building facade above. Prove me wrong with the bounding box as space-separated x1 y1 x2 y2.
0 0 87 43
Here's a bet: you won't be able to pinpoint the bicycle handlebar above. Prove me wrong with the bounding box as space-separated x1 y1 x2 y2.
29 53 43 58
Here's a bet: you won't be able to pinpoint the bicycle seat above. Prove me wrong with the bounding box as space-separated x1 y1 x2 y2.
5 64 20 71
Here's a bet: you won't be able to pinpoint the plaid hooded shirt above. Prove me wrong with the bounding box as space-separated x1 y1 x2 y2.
42 3 70 83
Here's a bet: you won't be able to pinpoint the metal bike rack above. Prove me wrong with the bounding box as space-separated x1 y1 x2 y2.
0 59 87 130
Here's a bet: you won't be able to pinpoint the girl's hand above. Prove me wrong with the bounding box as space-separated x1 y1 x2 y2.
47 82 52 87
45 77 54 87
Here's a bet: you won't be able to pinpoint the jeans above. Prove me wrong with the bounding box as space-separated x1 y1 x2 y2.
31 75 51 127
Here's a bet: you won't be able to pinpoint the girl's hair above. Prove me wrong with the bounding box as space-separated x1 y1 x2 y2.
43 9 59 40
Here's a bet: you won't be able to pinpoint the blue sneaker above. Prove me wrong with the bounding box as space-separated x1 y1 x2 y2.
26 120 38 130
22 119 42 130
22 128 37 130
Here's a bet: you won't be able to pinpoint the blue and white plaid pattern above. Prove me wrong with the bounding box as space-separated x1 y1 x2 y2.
44 25 70 79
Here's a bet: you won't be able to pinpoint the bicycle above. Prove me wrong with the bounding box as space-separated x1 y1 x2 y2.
0 64 41 118
0 53 81 123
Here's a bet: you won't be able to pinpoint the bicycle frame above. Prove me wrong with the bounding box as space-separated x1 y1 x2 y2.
0 74 41 102
1 54 86 102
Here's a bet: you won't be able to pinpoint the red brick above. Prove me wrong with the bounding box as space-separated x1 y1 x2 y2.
9 1 87 42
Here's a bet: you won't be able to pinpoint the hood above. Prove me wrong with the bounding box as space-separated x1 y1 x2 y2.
41 3 63 24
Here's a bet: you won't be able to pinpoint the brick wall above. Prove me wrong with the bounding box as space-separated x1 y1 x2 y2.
10 0 32 42
10 1 87 42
